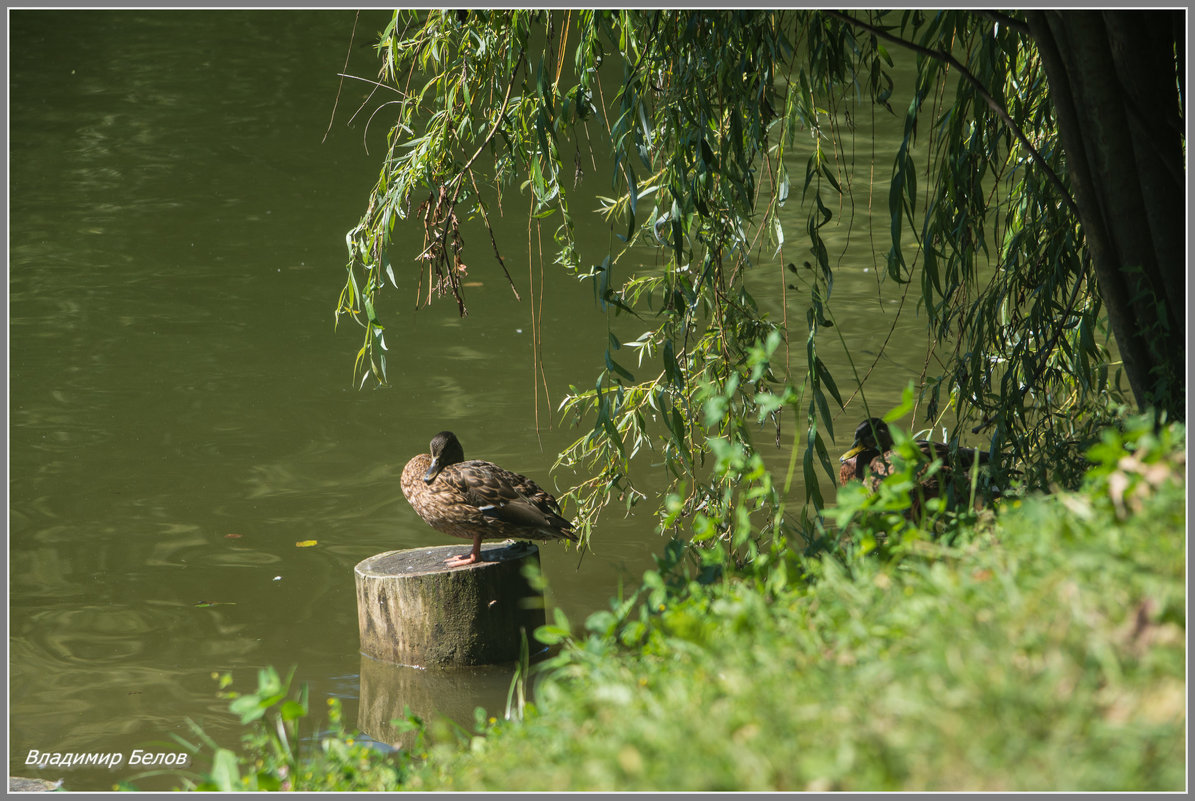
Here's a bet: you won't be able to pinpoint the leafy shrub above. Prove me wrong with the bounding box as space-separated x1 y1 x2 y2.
153 667 420 791
150 415 1184 792
404 416 1185 791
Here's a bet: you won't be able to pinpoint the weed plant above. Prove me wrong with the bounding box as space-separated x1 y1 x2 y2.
164 415 1184 791
408 414 1185 791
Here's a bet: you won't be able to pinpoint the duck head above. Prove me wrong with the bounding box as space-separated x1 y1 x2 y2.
423 430 466 483
840 418 894 462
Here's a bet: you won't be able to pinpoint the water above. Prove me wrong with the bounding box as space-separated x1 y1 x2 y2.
9 11 934 790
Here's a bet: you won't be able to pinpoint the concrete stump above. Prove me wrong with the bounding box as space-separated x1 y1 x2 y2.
355 540 545 667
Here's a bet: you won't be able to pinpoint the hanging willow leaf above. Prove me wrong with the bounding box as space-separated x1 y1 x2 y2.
339 9 1159 555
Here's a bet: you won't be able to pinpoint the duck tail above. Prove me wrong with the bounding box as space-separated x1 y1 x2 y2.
550 514 578 542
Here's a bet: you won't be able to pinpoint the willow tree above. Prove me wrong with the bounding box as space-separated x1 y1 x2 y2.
336 10 1184 552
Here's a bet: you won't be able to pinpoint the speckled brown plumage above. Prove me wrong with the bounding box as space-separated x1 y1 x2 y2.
401 431 576 567
838 418 990 514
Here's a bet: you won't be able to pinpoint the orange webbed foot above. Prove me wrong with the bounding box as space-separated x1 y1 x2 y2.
443 552 479 568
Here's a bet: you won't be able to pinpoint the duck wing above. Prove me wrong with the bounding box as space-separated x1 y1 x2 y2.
445 460 576 539
504 473 566 518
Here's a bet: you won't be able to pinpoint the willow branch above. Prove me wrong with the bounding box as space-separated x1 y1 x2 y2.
323 11 360 144
823 10 1080 220
467 168 521 300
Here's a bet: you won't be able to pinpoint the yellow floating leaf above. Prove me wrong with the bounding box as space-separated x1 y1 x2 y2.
295 540 318 548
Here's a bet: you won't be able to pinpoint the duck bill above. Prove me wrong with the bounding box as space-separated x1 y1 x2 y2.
839 444 866 463
423 458 442 484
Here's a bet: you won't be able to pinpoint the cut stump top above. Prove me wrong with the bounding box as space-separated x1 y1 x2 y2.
355 540 537 578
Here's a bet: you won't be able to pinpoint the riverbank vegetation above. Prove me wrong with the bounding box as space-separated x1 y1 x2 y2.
148 10 1185 792
336 10 1184 549
414 422 1184 791
163 413 1184 792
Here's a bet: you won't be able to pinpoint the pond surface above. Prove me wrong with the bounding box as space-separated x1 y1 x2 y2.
9 11 939 790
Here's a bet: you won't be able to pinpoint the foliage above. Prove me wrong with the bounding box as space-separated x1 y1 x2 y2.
158 667 418 792
145 417 1183 792
400 416 1185 791
336 10 1156 556
827 384 979 550
858 9 1119 489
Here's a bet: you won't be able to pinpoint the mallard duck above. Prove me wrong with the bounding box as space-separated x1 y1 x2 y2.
401 431 577 568
839 417 990 510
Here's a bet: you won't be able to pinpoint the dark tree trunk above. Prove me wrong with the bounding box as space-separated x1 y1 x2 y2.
1027 10 1185 421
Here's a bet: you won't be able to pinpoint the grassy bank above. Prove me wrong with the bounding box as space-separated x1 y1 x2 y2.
409 418 1186 791
171 418 1185 792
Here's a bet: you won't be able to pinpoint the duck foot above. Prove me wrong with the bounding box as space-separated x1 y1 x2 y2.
443 552 480 568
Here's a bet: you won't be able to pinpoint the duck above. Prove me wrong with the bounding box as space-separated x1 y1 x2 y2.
401 431 577 568
839 417 991 511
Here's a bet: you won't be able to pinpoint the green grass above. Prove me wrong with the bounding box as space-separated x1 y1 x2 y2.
169 418 1185 792
403 422 1185 791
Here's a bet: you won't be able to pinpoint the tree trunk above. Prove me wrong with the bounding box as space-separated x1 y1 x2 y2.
1027 10 1185 420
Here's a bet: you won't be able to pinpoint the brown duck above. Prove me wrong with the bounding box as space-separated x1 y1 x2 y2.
839 417 990 509
401 431 577 568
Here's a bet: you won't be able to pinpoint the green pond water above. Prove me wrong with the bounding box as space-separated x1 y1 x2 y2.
9 10 944 790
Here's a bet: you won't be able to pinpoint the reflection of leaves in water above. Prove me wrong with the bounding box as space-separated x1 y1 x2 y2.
224 533 243 539
193 600 237 608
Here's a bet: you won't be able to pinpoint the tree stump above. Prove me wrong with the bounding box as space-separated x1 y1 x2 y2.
354 540 545 667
